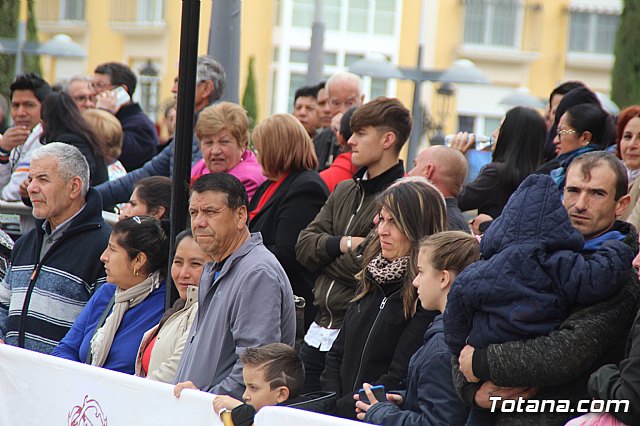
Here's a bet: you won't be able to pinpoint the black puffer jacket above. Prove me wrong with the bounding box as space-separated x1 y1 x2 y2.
320 272 437 419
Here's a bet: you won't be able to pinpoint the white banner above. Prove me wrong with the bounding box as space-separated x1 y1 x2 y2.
0 344 220 426
256 406 364 426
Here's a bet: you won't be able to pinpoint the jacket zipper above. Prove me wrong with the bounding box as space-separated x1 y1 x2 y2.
352 295 388 391
326 182 366 329
17 223 101 347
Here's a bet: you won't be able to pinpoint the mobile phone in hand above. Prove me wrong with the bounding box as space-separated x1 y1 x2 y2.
111 86 131 107
359 385 386 404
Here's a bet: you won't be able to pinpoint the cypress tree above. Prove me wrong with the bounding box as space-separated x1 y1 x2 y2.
611 0 640 108
242 57 258 132
0 1 18 99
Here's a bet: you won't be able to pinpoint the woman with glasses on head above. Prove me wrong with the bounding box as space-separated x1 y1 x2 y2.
52 216 168 375
118 176 171 221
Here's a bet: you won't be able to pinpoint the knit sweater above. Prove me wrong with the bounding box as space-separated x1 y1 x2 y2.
0 188 111 354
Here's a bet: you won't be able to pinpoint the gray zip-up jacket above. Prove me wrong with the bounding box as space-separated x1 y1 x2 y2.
173 233 296 398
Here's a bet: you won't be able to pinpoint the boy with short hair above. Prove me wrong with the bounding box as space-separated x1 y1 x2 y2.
214 343 330 425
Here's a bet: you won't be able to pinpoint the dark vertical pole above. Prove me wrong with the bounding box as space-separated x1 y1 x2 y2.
167 0 201 310
306 0 325 85
208 0 241 103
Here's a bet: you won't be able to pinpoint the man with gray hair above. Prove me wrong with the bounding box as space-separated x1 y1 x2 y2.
96 55 226 208
0 143 111 354
313 72 364 171
64 75 95 112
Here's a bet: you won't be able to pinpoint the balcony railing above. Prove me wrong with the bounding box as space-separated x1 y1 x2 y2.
35 0 86 33
110 0 165 25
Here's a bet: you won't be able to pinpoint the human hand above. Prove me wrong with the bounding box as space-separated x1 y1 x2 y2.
354 383 379 420
449 132 475 155
95 90 120 114
19 177 30 200
213 395 243 415
1 126 31 151
173 381 197 398
471 214 493 235
331 112 344 137
474 381 539 409
459 345 480 383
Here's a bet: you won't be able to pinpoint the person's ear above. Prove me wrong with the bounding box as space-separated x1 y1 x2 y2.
201 80 214 99
149 206 166 220
134 252 148 275
121 84 129 95
67 176 83 200
580 131 593 146
615 194 631 218
381 131 396 150
424 163 435 180
276 386 290 404
440 270 455 290
237 205 248 229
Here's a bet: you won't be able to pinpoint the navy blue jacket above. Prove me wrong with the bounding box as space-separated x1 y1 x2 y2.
96 125 202 208
115 103 158 171
53 281 165 374
364 315 469 426
444 174 634 355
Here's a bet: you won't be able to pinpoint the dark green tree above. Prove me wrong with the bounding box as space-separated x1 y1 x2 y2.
0 0 42 99
0 1 18 99
25 0 42 78
611 0 640 108
242 56 258 132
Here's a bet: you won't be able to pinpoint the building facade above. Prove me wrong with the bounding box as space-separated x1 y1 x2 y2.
34 0 621 135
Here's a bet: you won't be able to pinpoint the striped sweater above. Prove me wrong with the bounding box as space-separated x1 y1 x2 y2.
0 188 111 354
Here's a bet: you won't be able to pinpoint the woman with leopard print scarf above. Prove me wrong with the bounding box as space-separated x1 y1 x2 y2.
321 177 448 419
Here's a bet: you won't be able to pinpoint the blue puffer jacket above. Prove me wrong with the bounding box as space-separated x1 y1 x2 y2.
444 174 634 356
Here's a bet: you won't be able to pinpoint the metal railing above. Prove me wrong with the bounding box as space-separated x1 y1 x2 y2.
35 0 85 23
110 0 165 25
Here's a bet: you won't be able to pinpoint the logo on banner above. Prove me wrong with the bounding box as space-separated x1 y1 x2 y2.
68 395 108 426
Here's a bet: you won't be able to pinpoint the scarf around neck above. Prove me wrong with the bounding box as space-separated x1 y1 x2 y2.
366 253 410 286
550 144 601 190
90 271 161 367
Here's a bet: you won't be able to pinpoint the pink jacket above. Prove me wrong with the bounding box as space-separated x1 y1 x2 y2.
191 149 266 200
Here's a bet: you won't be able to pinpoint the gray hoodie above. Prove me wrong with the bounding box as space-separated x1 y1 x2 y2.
174 233 296 398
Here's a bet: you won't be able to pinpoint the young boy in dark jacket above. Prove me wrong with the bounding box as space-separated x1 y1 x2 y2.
355 231 479 425
213 343 335 425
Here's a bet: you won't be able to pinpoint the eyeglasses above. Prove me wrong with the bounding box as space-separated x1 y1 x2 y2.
91 81 113 92
73 95 95 103
557 129 579 138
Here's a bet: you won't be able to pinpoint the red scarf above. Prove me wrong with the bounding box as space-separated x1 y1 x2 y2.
249 172 290 221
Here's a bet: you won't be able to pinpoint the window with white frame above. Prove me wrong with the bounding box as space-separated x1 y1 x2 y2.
138 0 164 23
568 11 619 55
290 0 399 35
463 0 522 48
60 0 84 21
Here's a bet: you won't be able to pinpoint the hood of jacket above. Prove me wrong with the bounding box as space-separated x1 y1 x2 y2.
481 174 584 258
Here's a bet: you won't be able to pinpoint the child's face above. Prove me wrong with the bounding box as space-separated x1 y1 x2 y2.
413 247 444 311
242 365 285 412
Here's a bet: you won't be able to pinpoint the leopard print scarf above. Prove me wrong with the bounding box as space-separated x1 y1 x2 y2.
366 253 410 286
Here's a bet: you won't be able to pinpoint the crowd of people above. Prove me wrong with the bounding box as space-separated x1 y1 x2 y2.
0 57 639 426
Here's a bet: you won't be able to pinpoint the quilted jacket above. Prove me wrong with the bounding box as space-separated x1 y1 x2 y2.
444 174 634 356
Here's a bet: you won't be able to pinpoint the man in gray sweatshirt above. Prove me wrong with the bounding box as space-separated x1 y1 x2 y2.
173 173 296 399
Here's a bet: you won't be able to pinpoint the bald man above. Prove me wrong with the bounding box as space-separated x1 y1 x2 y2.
409 146 470 233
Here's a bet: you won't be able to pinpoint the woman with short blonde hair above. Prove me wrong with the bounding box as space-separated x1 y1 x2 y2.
191 102 265 199
249 113 328 332
252 114 318 179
